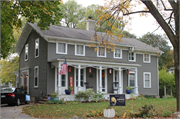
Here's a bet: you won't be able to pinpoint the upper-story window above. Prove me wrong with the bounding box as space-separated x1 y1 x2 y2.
129 52 136 62
35 38 39 58
56 42 67 54
143 54 150 63
97 47 106 57
114 49 122 59
75 44 85 56
143 72 151 88
25 44 28 61
34 66 39 88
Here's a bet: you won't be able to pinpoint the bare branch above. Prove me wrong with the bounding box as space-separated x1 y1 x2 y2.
151 26 161 34
160 0 173 11
123 11 150 15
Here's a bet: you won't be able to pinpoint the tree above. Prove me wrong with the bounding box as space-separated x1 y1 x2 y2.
59 0 86 28
1 1 63 59
138 32 172 69
122 31 137 39
0 57 19 86
98 0 179 111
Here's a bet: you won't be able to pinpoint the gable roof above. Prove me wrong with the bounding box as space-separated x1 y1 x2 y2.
15 22 163 54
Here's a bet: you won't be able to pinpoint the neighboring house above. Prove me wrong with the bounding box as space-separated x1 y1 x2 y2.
15 19 163 100
168 67 174 74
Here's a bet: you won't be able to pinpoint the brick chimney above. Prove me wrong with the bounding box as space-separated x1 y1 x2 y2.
86 16 95 31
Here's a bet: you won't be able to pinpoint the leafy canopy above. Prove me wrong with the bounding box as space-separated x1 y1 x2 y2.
1 1 63 59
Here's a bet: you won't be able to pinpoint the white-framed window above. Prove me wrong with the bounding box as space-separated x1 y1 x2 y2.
143 54 151 63
75 44 85 56
56 42 67 54
76 69 84 87
129 52 136 62
128 72 135 87
143 72 151 88
25 44 28 61
34 66 39 88
97 47 106 57
114 49 122 59
35 38 39 58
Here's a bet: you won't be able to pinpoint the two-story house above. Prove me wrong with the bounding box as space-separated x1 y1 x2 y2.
15 19 163 100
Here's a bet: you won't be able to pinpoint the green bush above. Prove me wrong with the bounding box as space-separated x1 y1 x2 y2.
75 89 95 101
65 100 81 104
135 95 146 100
93 91 104 102
143 95 155 99
50 91 59 98
45 100 64 104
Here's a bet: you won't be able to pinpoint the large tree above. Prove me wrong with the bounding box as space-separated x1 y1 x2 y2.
138 32 172 69
98 0 179 111
1 1 62 59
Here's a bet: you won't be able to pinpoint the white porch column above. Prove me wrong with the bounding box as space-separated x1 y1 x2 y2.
135 68 139 94
78 64 81 92
118 67 122 94
99 66 102 92
96 68 99 92
58 62 62 94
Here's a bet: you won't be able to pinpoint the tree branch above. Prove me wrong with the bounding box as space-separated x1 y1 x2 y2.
160 0 173 11
123 11 150 15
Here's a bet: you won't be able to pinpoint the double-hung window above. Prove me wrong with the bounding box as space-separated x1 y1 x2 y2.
25 44 28 61
61 75 66 87
34 66 39 88
143 54 150 63
76 69 84 87
143 72 151 88
35 38 39 58
56 42 67 54
97 47 106 57
129 72 135 87
114 49 122 59
129 52 136 61
75 44 85 56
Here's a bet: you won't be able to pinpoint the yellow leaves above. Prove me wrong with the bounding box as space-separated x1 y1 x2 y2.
94 48 98 51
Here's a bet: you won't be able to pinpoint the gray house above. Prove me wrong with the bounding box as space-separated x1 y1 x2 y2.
15 19 163 100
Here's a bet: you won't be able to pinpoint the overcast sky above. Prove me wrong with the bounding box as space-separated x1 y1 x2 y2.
63 0 167 38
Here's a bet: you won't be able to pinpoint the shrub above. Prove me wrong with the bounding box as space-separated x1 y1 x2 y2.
45 100 64 104
75 89 95 101
135 95 146 100
162 110 172 117
50 91 59 98
93 91 104 102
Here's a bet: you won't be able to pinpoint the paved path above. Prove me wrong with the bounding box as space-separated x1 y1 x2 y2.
0 103 38 119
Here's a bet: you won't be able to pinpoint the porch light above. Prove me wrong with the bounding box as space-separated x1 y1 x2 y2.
20 75 23 78
68 66 71 72
127 69 129 75
25 75 28 78
89 67 92 73
109 69 112 74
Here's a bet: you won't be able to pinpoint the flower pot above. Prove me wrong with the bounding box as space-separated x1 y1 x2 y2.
65 90 71 95
103 108 115 118
51 97 58 101
126 90 131 94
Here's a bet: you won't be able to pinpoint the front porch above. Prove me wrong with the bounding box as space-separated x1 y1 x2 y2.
51 59 140 96
59 93 139 101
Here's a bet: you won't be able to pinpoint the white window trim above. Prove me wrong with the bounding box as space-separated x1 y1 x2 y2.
34 66 39 88
25 44 28 61
35 38 39 58
97 47 106 57
56 42 67 54
113 48 122 59
143 54 151 63
128 71 135 88
143 72 151 88
129 52 136 62
75 44 85 56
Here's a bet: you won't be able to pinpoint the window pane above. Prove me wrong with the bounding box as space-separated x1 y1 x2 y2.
58 43 65 53
145 74 149 80
115 49 121 57
81 81 83 87
35 77 37 86
77 45 83 54
130 80 135 86
99 47 105 56
145 80 149 87
62 81 65 87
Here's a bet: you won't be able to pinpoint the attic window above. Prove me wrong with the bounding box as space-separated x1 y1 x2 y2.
35 38 39 58
25 44 28 61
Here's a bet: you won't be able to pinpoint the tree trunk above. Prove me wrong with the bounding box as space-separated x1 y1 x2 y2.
174 41 179 111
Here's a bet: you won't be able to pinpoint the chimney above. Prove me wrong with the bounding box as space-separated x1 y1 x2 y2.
86 16 95 31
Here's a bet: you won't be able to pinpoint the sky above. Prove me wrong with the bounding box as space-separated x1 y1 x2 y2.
63 0 172 47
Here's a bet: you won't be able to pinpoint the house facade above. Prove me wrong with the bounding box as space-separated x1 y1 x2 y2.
15 20 163 99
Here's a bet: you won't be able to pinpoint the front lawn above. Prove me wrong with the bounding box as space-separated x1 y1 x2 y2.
23 98 176 118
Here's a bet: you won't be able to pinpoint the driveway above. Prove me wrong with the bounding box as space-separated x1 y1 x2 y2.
0 103 38 119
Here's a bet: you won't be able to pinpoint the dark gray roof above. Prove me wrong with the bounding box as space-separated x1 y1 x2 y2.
29 23 163 53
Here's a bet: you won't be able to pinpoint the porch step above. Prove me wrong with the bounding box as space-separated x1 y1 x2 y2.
38 96 49 104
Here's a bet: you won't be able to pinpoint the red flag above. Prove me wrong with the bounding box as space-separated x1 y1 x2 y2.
127 69 129 75
59 59 67 75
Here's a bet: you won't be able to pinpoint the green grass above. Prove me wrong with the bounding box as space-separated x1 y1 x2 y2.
23 98 176 118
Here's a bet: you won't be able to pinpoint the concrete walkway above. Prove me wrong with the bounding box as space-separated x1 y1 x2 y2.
0 103 38 119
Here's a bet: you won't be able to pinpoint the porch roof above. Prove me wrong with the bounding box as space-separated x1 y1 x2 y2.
49 55 141 67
